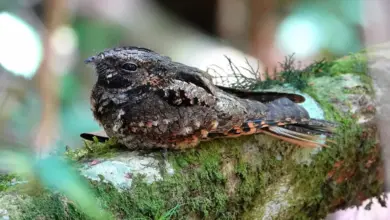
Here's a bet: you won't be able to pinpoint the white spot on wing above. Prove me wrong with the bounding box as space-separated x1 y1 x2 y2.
113 109 125 132
178 127 193 135
117 109 125 119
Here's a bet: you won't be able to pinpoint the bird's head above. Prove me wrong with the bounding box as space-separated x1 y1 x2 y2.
85 46 173 90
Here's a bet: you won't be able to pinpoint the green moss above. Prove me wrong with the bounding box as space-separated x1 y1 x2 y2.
342 85 369 95
89 137 300 219
281 114 382 219
281 53 381 219
330 52 368 75
20 193 90 220
18 135 299 220
65 137 122 161
238 52 380 219
0 174 16 192
327 52 374 96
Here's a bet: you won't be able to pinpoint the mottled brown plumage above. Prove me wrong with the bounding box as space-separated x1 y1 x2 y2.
83 46 337 150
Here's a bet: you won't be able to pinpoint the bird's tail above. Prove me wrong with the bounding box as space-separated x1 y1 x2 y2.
208 98 338 148
257 119 338 148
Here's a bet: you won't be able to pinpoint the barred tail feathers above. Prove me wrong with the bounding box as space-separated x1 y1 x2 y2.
206 98 338 148
258 98 338 147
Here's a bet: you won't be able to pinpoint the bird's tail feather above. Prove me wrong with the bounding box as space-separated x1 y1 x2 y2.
258 98 338 147
207 96 339 147
265 122 336 148
206 118 338 148
260 128 326 148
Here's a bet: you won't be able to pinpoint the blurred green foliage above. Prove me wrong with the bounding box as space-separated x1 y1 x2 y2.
73 17 126 62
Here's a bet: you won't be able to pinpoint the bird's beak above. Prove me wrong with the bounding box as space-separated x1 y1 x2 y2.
84 55 97 64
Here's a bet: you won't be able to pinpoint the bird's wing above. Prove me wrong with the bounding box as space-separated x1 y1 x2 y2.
156 79 216 107
216 85 305 103
172 64 305 103
155 66 217 107
174 65 217 95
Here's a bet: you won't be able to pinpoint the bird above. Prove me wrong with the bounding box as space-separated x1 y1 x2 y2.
81 46 338 150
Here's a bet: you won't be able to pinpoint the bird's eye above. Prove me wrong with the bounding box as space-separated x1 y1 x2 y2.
121 63 137 72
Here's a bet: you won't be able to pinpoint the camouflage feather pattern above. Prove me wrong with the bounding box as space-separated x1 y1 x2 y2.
82 46 338 150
